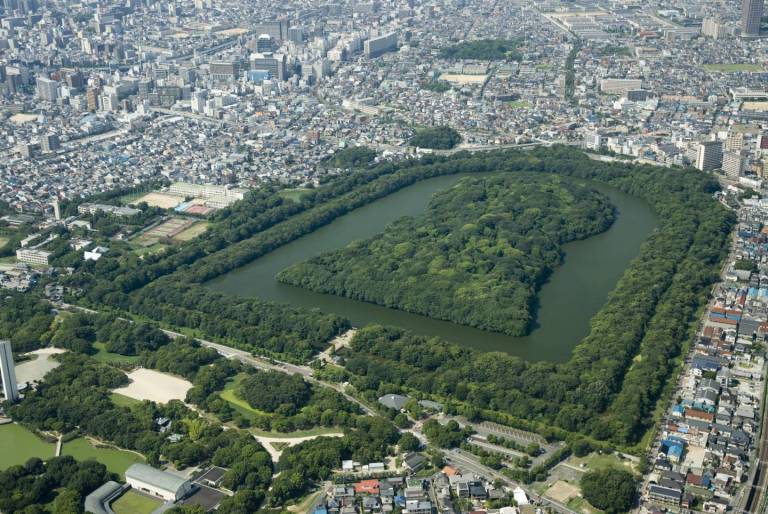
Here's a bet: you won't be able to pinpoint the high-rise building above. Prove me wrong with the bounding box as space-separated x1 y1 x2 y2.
256 34 274 53
41 133 60 153
725 131 744 152
0 340 19 403
742 0 764 38
723 151 746 178
696 140 723 171
36 76 58 101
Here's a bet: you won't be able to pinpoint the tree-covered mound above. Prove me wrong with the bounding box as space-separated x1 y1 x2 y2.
409 126 462 149
277 174 615 335
440 38 521 60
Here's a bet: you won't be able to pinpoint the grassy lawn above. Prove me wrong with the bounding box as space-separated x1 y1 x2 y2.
504 100 530 109
0 256 18 265
92 342 141 365
172 221 209 241
111 392 143 409
568 452 637 474
111 490 162 514
278 188 311 202
567 496 600 514
0 423 55 470
62 438 144 479
287 490 323 513
220 374 269 419
116 191 147 206
703 63 764 73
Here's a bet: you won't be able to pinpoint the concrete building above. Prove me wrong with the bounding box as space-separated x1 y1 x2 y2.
723 151 747 177
0 340 19 402
741 0 764 37
702 18 728 39
16 248 51 265
696 140 723 171
364 32 398 58
125 463 194 501
249 53 287 81
41 133 60 153
36 76 58 102
600 78 643 95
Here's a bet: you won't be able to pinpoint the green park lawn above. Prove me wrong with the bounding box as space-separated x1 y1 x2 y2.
702 63 764 73
62 437 144 478
220 374 269 419
111 490 162 514
0 423 55 470
278 188 312 202
92 342 142 365
110 392 143 409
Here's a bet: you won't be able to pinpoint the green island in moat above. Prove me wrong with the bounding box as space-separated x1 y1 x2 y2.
277 174 615 336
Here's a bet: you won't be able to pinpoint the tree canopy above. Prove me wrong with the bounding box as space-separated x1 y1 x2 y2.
581 469 637 513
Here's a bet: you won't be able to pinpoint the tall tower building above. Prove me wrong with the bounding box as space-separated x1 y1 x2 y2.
696 140 724 171
0 340 19 403
742 0 764 38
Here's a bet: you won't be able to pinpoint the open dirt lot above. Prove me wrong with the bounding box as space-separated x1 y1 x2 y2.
133 192 183 209
113 368 192 404
545 480 580 503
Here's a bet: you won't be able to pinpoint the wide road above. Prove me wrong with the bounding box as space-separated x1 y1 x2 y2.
57 302 377 417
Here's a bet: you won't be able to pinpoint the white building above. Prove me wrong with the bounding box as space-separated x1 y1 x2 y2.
16 248 51 266
0 340 19 402
125 464 194 502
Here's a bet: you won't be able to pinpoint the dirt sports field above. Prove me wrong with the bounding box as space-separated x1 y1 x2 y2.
545 480 580 503
113 369 192 404
134 218 194 246
133 192 183 209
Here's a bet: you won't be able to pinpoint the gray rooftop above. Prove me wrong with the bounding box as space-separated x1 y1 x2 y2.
126 463 190 494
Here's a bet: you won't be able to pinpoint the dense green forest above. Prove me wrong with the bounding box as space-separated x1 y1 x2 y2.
324 146 378 169
409 126 462 150
0 456 112 513
440 39 521 60
278 175 615 335
54 146 732 445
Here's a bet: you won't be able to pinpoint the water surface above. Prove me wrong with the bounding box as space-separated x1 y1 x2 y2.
208 173 658 362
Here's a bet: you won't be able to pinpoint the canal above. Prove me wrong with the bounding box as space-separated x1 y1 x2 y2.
207 173 658 362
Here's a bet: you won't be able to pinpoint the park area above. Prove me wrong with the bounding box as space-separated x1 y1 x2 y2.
0 423 54 470
111 490 163 514
702 63 764 73
113 368 192 404
62 437 145 478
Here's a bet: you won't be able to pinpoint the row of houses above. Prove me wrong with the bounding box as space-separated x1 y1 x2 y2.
644 201 768 513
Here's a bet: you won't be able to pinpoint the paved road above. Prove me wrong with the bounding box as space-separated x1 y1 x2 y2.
57 302 378 417
444 448 579 514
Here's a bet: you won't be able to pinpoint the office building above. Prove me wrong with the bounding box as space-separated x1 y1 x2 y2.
250 53 287 81
256 34 274 53
36 76 58 101
364 32 398 58
742 0 764 37
0 340 18 402
209 61 240 82
696 140 723 171
41 133 60 153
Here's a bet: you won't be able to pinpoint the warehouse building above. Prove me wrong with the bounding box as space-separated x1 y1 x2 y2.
125 464 195 502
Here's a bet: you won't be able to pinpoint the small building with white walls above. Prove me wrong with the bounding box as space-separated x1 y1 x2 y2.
125 463 194 501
